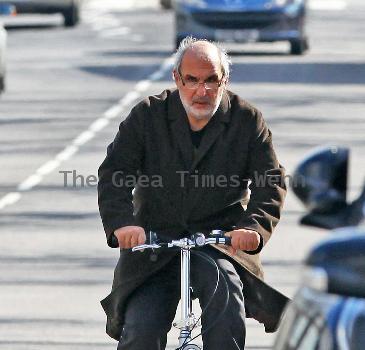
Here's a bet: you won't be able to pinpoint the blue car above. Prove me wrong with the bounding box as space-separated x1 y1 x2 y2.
273 146 365 349
274 229 365 350
174 0 309 55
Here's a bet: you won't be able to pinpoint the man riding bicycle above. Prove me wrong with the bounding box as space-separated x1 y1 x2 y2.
98 37 287 350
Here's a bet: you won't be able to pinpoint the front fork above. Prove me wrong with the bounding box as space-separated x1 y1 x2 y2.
173 242 201 349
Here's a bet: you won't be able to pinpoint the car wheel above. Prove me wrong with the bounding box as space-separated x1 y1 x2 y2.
290 38 309 55
0 75 5 93
160 0 172 9
63 3 80 27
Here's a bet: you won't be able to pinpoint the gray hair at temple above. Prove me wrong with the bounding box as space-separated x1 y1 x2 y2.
174 36 232 79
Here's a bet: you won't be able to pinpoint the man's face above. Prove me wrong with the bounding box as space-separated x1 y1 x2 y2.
174 49 227 121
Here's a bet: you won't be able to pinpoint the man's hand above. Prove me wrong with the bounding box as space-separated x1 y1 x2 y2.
224 229 261 255
114 226 146 249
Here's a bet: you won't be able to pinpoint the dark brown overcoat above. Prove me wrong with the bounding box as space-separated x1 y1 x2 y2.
98 89 288 341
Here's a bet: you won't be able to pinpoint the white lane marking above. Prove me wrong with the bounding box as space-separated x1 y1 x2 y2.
73 130 95 146
135 80 152 92
18 175 43 192
118 91 142 108
98 27 132 38
308 0 347 11
104 105 124 119
37 160 61 176
0 55 175 211
150 70 166 81
90 118 110 132
0 193 21 209
56 146 78 162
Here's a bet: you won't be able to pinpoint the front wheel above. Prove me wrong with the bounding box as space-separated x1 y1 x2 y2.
289 38 309 55
63 3 80 27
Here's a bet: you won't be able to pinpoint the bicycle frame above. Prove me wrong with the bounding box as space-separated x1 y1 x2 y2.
177 240 203 349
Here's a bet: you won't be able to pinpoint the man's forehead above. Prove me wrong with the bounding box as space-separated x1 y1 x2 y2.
180 47 222 76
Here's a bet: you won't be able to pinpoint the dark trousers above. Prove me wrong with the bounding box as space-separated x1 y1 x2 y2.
117 247 246 350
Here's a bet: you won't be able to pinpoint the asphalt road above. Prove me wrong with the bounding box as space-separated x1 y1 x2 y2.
0 0 364 349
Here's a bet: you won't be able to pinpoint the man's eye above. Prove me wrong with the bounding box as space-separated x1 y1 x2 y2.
206 77 219 83
185 76 198 83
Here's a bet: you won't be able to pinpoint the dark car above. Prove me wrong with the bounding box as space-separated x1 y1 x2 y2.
0 0 81 27
0 4 13 92
174 0 309 55
274 146 365 350
160 0 172 9
0 23 6 92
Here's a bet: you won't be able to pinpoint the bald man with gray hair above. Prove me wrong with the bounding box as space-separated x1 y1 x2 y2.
98 37 287 350
174 36 232 79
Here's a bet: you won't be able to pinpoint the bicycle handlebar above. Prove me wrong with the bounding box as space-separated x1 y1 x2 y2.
132 231 231 252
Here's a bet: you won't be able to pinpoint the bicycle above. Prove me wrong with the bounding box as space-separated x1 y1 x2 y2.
132 230 232 350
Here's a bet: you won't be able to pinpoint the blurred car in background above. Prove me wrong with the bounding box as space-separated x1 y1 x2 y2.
0 4 12 93
174 0 309 55
274 146 365 349
0 0 81 27
160 0 172 9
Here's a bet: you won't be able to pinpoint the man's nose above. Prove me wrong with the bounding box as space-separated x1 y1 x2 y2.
195 82 208 96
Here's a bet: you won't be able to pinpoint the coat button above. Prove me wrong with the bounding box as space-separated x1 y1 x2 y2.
150 253 158 262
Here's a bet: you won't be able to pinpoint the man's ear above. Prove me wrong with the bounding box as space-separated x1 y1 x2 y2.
172 70 180 87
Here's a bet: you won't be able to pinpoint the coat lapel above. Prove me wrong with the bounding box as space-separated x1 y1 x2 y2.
168 90 194 169
190 118 224 171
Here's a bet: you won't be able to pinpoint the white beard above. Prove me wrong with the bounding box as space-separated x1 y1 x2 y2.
179 88 224 121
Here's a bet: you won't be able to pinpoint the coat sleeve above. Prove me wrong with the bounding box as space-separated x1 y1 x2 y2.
98 102 146 247
236 109 286 253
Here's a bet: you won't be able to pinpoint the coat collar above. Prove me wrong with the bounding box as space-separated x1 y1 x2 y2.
167 89 231 171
